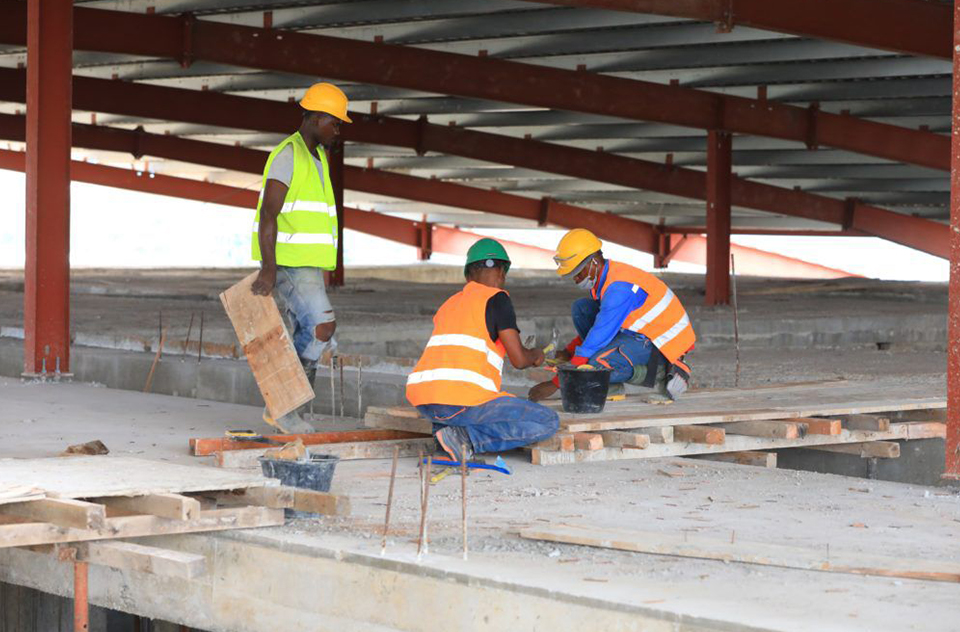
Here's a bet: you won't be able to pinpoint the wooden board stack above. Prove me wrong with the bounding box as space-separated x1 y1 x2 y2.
360 380 946 466
0 457 349 549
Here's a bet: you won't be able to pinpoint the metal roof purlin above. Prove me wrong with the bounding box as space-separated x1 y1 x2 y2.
0 5 949 171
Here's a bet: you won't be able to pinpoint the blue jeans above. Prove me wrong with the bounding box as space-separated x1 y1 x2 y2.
275 266 336 363
417 396 559 454
572 298 653 383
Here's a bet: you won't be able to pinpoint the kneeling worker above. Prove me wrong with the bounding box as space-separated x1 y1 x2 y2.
530 228 694 402
406 238 560 462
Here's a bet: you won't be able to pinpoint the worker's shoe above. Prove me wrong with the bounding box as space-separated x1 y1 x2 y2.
262 406 315 435
606 382 626 400
435 426 474 463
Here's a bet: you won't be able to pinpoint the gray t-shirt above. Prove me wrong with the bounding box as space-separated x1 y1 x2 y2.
266 145 325 189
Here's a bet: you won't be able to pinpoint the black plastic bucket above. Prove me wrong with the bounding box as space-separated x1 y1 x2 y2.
259 453 340 517
557 365 611 414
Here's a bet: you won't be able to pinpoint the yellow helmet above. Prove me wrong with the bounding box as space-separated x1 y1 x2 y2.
299 82 353 123
554 228 602 277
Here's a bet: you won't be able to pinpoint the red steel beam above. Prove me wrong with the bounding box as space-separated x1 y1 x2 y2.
665 228 866 236
946 0 960 481
0 7 949 171
0 70 947 254
0 149 856 279
523 0 952 60
23 0 72 377
705 130 732 306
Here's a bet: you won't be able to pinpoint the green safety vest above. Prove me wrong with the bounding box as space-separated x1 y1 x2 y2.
252 131 338 269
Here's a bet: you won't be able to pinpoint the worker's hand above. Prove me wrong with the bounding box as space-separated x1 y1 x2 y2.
554 348 572 363
528 380 558 402
530 347 546 367
251 267 277 296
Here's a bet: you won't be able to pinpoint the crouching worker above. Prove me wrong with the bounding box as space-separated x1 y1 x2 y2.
529 229 695 403
406 238 560 462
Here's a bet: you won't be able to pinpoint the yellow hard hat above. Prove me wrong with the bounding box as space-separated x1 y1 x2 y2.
554 228 602 277
299 82 352 123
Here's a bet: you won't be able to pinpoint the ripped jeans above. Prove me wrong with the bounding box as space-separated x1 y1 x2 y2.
275 266 336 364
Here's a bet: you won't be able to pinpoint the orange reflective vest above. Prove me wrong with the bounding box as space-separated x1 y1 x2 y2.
406 282 510 407
594 261 695 364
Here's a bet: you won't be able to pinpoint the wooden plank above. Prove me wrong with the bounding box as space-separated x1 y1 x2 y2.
842 414 891 432
573 433 603 450
693 451 777 468
0 506 284 549
191 428 428 456
630 426 674 443
0 498 106 530
0 484 45 506
530 434 574 452
208 486 295 509
674 426 725 445
0 456 276 500
98 493 201 521
77 541 207 579
220 271 313 420
808 441 901 458
293 489 350 516
529 422 941 465
216 438 437 469
519 523 960 584
363 413 433 435
598 431 650 449
903 421 947 439
366 406 421 419
714 420 801 439
791 417 842 435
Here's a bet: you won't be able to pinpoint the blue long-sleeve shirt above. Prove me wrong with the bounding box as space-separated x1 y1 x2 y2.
575 261 648 360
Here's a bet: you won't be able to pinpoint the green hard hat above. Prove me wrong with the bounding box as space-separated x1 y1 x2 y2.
464 238 511 276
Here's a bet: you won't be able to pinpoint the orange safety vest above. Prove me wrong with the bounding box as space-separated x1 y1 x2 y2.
406 282 511 407
594 261 696 364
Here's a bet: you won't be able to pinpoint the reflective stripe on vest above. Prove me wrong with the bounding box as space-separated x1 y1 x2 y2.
598 261 695 364
406 282 510 407
252 131 339 270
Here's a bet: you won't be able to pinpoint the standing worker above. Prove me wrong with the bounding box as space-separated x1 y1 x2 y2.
250 82 351 433
406 238 559 462
529 228 694 403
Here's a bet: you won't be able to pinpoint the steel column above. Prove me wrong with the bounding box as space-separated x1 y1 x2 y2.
946 0 960 481
706 130 732 306
23 0 72 377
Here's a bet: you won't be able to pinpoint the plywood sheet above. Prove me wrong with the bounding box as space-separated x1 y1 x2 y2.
0 456 275 499
220 272 313 420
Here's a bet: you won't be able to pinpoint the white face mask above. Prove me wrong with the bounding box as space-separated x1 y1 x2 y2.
575 260 596 291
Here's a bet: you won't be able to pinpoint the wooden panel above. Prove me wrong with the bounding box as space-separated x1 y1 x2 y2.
77 541 207 579
715 420 801 439
519 523 960 584
529 422 944 465
217 438 437 469
220 271 313 419
0 456 275 499
0 498 105 530
599 431 650 449
674 426 725 445
191 429 428 456
808 441 901 458
0 506 284 549
99 494 201 521
694 451 776 468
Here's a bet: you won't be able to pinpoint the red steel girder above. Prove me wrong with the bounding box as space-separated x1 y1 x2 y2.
705 130 732 306
523 0 952 60
0 6 949 171
946 0 960 481
23 0 72 376
0 105 947 259
0 72 948 258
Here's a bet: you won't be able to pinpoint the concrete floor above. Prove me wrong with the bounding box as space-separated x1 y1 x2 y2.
1 380 959 631
0 269 956 630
